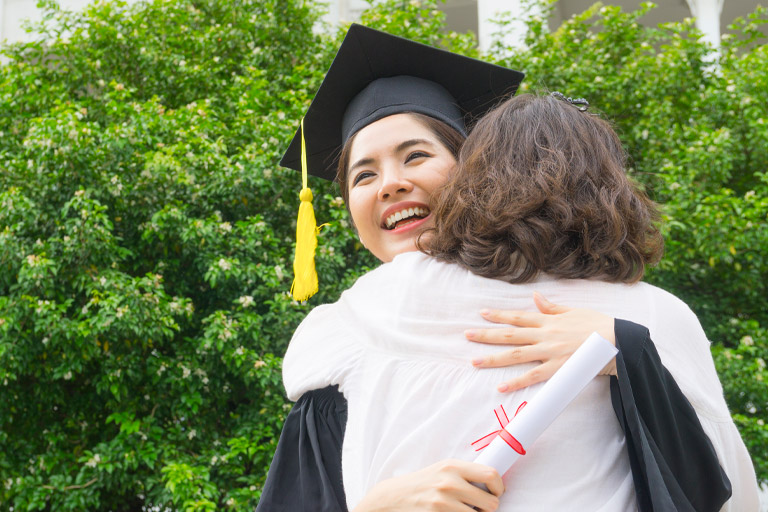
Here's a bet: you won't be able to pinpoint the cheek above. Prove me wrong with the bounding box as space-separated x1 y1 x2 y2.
424 161 455 193
346 194 364 227
346 193 373 238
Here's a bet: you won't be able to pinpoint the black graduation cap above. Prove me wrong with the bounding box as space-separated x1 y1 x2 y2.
280 23 525 181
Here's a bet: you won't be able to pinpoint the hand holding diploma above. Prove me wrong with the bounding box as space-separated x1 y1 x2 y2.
473 332 618 476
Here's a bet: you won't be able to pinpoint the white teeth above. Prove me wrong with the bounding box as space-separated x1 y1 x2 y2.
385 207 429 229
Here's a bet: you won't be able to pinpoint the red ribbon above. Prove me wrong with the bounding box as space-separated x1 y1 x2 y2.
471 402 527 455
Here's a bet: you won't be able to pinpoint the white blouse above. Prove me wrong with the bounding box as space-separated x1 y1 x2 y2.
283 252 758 511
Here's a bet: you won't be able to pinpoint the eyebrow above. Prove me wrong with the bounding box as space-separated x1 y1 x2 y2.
348 138 436 176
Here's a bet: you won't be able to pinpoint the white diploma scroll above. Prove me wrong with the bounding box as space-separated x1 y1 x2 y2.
473 332 618 475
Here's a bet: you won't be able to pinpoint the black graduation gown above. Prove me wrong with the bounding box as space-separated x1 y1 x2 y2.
610 319 731 511
257 320 731 512
256 385 347 512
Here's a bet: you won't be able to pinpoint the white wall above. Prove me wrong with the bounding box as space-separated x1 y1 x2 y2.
0 0 139 44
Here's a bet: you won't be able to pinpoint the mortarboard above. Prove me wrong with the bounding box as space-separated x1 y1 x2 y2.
280 23 525 181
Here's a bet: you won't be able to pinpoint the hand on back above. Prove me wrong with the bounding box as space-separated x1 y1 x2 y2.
466 292 617 392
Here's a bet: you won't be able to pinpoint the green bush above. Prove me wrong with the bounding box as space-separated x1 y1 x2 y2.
0 0 367 509
0 0 765 509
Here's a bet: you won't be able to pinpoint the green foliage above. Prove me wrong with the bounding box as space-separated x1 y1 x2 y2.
0 0 766 508
0 0 361 509
490 0 768 481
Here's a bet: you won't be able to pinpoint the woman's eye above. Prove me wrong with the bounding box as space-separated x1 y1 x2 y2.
352 171 374 186
405 151 429 163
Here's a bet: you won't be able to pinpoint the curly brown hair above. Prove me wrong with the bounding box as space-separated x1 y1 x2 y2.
422 93 664 284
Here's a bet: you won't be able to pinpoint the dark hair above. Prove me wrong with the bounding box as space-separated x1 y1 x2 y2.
336 112 466 203
422 93 664 284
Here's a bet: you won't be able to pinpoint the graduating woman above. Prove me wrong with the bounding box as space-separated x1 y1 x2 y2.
259 25 756 512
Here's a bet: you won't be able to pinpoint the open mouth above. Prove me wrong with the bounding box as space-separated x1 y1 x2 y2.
384 206 430 230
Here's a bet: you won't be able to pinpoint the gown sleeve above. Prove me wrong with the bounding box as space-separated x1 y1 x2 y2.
256 385 348 512
609 319 732 512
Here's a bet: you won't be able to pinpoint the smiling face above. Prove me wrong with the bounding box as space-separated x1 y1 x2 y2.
345 113 459 263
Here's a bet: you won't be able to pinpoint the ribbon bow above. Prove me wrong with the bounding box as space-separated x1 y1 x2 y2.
471 402 528 455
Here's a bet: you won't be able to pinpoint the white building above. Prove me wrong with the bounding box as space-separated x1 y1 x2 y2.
323 0 759 53
0 0 136 43
0 0 759 52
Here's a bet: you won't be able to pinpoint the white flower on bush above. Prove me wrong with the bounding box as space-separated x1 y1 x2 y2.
36 300 51 314
274 265 284 280
63 371 73 380
254 360 266 369
217 258 232 271
100 276 107 286
238 295 254 308
85 454 101 468
187 429 196 440
220 222 232 232
235 346 245 356
182 366 191 379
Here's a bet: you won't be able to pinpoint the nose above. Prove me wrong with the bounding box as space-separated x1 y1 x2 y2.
377 166 413 201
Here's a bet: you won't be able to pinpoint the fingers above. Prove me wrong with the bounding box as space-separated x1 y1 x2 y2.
496 361 560 393
471 346 544 368
354 460 504 512
478 308 544 327
434 460 504 511
465 326 542 346
532 291 571 315
453 462 504 506
464 464 504 499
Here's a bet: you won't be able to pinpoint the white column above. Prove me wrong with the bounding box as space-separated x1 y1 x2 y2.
685 0 724 52
477 0 541 53
0 0 5 44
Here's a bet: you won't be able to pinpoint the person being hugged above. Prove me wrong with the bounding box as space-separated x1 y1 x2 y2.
282 93 757 511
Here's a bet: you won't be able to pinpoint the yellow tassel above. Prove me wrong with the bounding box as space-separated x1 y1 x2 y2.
291 119 320 301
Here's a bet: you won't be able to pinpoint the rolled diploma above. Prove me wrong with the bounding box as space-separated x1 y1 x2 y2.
473 332 618 475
